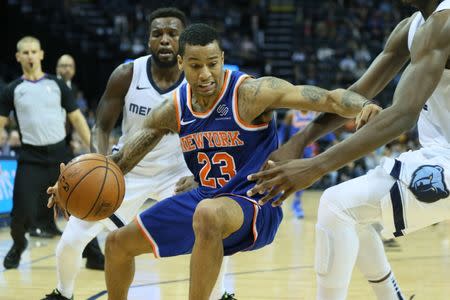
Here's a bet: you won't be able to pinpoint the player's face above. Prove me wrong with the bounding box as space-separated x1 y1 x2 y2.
149 17 184 68
56 56 76 81
15 42 44 73
178 41 225 99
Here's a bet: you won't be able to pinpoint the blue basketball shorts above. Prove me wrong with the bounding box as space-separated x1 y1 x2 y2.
135 188 283 258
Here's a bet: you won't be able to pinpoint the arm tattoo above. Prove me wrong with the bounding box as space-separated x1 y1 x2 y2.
111 128 164 175
341 90 367 108
301 86 327 103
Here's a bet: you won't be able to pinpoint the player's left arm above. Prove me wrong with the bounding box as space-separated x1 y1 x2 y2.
110 98 178 175
237 76 380 125
311 11 450 174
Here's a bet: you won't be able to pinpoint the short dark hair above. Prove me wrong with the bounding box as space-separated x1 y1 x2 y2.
148 7 187 28
179 23 221 56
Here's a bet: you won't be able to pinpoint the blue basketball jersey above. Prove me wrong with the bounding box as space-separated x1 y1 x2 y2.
173 70 279 197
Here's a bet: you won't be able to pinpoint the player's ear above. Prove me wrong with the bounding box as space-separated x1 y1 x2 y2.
15 52 20 63
221 51 224 64
177 55 183 71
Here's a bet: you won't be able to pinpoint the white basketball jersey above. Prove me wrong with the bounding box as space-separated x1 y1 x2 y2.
408 0 450 148
115 55 187 176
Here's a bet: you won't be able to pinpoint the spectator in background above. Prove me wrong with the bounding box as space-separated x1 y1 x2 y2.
56 54 105 270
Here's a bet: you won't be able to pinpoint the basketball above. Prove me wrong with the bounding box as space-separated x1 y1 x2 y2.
56 153 125 221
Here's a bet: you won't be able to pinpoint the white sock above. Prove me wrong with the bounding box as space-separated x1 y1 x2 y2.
369 271 405 300
355 225 405 300
210 256 229 299
56 237 83 298
56 217 105 298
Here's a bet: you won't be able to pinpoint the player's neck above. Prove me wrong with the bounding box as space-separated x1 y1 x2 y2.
416 0 440 18
22 69 45 81
191 72 225 112
151 62 182 87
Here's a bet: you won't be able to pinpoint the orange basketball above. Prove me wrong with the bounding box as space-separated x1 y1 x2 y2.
57 153 125 221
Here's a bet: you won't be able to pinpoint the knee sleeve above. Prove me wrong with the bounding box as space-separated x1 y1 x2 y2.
316 199 359 289
315 225 333 276
56 217 105 258
356 225 391 281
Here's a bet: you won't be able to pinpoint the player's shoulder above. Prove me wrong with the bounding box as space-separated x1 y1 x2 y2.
388 14 416 40
113 61 134 78
107 62 134 89
429 9 450 34
398 13 417 31
420 9 450 49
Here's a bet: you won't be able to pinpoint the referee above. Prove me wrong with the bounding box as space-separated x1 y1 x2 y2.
0 36 90 269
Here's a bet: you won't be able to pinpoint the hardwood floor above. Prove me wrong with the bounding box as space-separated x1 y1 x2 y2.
0 191 448 299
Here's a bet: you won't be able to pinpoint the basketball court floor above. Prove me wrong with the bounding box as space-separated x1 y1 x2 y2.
0 191 449 299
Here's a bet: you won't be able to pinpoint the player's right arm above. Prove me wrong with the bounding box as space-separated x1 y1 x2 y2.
248 11 450 205
110 99 178 175
269 16 413 161
91 63 133 154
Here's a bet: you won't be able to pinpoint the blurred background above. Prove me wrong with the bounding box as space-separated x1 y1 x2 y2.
1 0 419 206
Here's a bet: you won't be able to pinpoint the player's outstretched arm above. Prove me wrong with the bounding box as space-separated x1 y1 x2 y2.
264 16 412 162
110 98 178 175
248 11 450 206
237 76 380 128
91 63 132 154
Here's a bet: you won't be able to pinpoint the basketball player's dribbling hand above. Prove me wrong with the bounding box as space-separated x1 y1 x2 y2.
174 175 198 194
46 163 69 220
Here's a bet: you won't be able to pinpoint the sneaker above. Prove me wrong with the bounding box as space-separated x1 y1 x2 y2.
29 228 55 239
3 240 28 269
85 254 104 270
220 292 237 300
291 199 304 219
83 238 105 270
41 289 73 300
383 238 400 248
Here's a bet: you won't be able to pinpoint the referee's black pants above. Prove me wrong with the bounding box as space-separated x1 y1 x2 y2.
10 161 60 247
10 141 71 246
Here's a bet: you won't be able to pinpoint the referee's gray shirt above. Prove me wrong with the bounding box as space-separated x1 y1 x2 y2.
0 74 78 146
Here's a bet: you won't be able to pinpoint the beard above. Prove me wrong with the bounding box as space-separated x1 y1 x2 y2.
151 52 177 68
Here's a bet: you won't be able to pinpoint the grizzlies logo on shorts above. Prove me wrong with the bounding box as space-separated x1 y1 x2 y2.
409 165 449 203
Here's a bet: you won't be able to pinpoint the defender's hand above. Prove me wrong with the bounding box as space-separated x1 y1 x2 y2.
247 158 323 206
174 175 198 194
356 103 382 130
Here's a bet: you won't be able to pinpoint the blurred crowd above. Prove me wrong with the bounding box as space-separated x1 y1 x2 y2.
1 0 420 185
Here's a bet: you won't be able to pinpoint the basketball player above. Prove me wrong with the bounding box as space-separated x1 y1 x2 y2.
279 110 318 218
47 24 379 299
43 8 230 300
55 53 105 270
247 1 450 299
